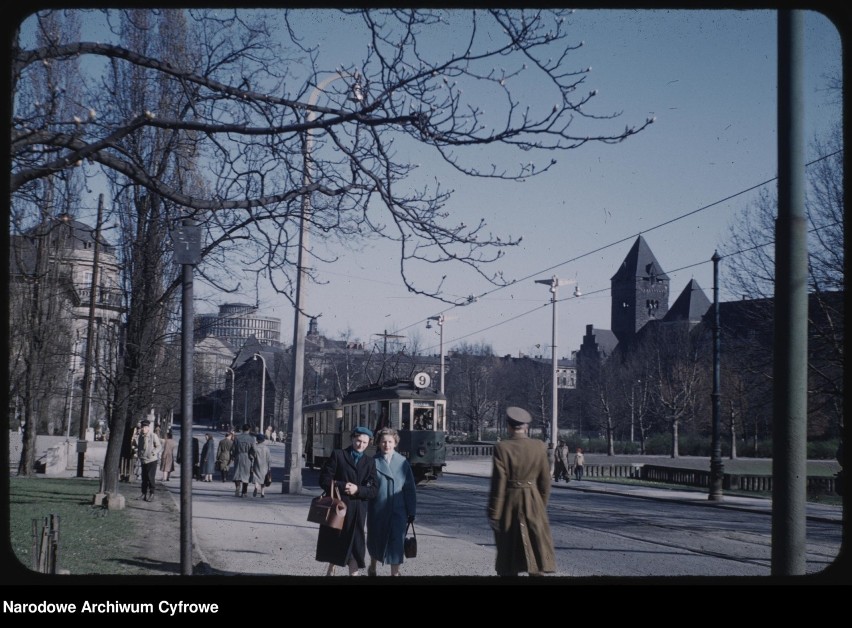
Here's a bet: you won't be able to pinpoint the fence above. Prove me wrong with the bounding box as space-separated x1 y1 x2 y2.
32 514 60 574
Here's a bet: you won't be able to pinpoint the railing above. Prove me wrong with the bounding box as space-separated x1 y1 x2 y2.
447 444 494 457
445 447 838 495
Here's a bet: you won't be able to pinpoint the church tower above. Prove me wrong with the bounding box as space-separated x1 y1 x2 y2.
611 236 670 343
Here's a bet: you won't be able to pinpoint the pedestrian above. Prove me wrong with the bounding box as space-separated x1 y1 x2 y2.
573 447 585 481
487 406 557 577
316 426 378 576
232 423 257 497
554 440 571 483
159 430 177 482
366 427 416 577
216 431 234 482
119 422 140 482
200 433 216 482
251 434 271 497
177 434 200 480
136 419 162 502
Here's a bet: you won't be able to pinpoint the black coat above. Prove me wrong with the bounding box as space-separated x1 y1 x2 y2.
315 447 378 568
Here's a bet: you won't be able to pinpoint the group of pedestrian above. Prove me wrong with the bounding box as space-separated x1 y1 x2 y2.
315 425 417 577
553 441 586 482
314 405 562 577
231 423 271 498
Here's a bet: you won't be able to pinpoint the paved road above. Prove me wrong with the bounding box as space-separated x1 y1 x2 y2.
10 432 846 580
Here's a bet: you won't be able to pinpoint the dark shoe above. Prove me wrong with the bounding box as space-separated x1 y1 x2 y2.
367 567 377 577
253 487 257 497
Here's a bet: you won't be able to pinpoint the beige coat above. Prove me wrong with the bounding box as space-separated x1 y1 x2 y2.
487 432 557 576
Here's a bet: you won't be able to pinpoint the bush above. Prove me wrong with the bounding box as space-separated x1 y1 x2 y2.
807 438 842 460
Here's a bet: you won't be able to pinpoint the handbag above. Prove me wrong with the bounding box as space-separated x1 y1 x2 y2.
403 522 417 558
307 483 347 530
264 470 272 487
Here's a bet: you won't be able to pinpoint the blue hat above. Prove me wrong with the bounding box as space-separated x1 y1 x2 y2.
352 426 373 439
256 434 265 443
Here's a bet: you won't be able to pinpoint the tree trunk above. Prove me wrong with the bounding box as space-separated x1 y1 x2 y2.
671 419 679 458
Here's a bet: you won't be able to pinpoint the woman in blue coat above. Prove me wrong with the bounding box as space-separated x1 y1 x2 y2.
316 426 378 576
367 427 416 576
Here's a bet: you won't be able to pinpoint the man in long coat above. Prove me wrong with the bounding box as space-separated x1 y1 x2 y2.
216 431 234 482
487 406 557 576
232 424 256 497
315 426 378 575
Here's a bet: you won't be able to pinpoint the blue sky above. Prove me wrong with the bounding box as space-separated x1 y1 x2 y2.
18 9 842 360
244 9 842 359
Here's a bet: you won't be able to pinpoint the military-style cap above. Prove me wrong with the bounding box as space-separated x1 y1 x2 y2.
140 419 151 427
506 406 532 426
352 426 374 439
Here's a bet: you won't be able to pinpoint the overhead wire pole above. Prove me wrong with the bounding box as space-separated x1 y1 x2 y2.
772 9 808 576
284 70 362 494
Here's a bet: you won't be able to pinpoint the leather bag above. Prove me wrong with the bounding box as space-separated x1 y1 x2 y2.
403 522 417 558
307 483 347 530
264 470 272 487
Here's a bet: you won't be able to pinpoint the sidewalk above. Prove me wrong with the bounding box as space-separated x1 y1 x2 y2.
446 458 843 524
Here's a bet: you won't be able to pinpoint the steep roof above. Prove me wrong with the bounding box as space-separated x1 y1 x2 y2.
611 235 670 283
664 279 711 323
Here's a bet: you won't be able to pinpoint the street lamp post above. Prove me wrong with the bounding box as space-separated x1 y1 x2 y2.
284 70 363 494
534 275 580 458
709 250 724 501
253 353 267 434
224 366 235 431
426 315 449 395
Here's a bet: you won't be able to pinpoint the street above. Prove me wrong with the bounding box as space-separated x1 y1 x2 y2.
164 432 843 579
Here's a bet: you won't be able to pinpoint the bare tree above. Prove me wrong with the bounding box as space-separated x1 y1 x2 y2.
445 342 499 440
641 322 707 458
12 9 653 486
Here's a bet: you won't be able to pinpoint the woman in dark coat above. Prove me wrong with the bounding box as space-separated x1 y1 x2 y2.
315 426 378 576
200 433 217 481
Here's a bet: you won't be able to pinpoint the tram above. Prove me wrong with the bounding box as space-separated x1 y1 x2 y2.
303 374 447 483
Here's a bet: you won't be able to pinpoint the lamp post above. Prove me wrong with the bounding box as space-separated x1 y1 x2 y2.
224 366 235 431
534 275 580 456
253 353 267 434
709 250 724 501
426 314 449 394
284 70 363 494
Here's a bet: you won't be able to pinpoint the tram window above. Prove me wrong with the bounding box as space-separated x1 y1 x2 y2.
413 408 433 430
359 403 367 427
390 403 400 429
344 406 352 433
375 403 390 432
369 403 377 429
401 402 412 430
436 403 445 431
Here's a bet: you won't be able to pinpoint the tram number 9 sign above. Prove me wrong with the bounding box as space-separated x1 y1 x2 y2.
413 372 431 389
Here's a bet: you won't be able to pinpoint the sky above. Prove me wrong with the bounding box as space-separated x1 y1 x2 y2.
240 8 842 360
17 8 843 361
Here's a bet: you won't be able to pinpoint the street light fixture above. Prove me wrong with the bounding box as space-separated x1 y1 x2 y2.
253 353 267 434
534 275 580 460
224 366 235 431
426 314 452 395
285 70 363 494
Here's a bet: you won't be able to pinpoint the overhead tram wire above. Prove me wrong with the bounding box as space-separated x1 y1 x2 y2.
399 150 841 351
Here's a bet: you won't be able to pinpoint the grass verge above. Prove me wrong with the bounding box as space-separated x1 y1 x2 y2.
9 477 151 576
